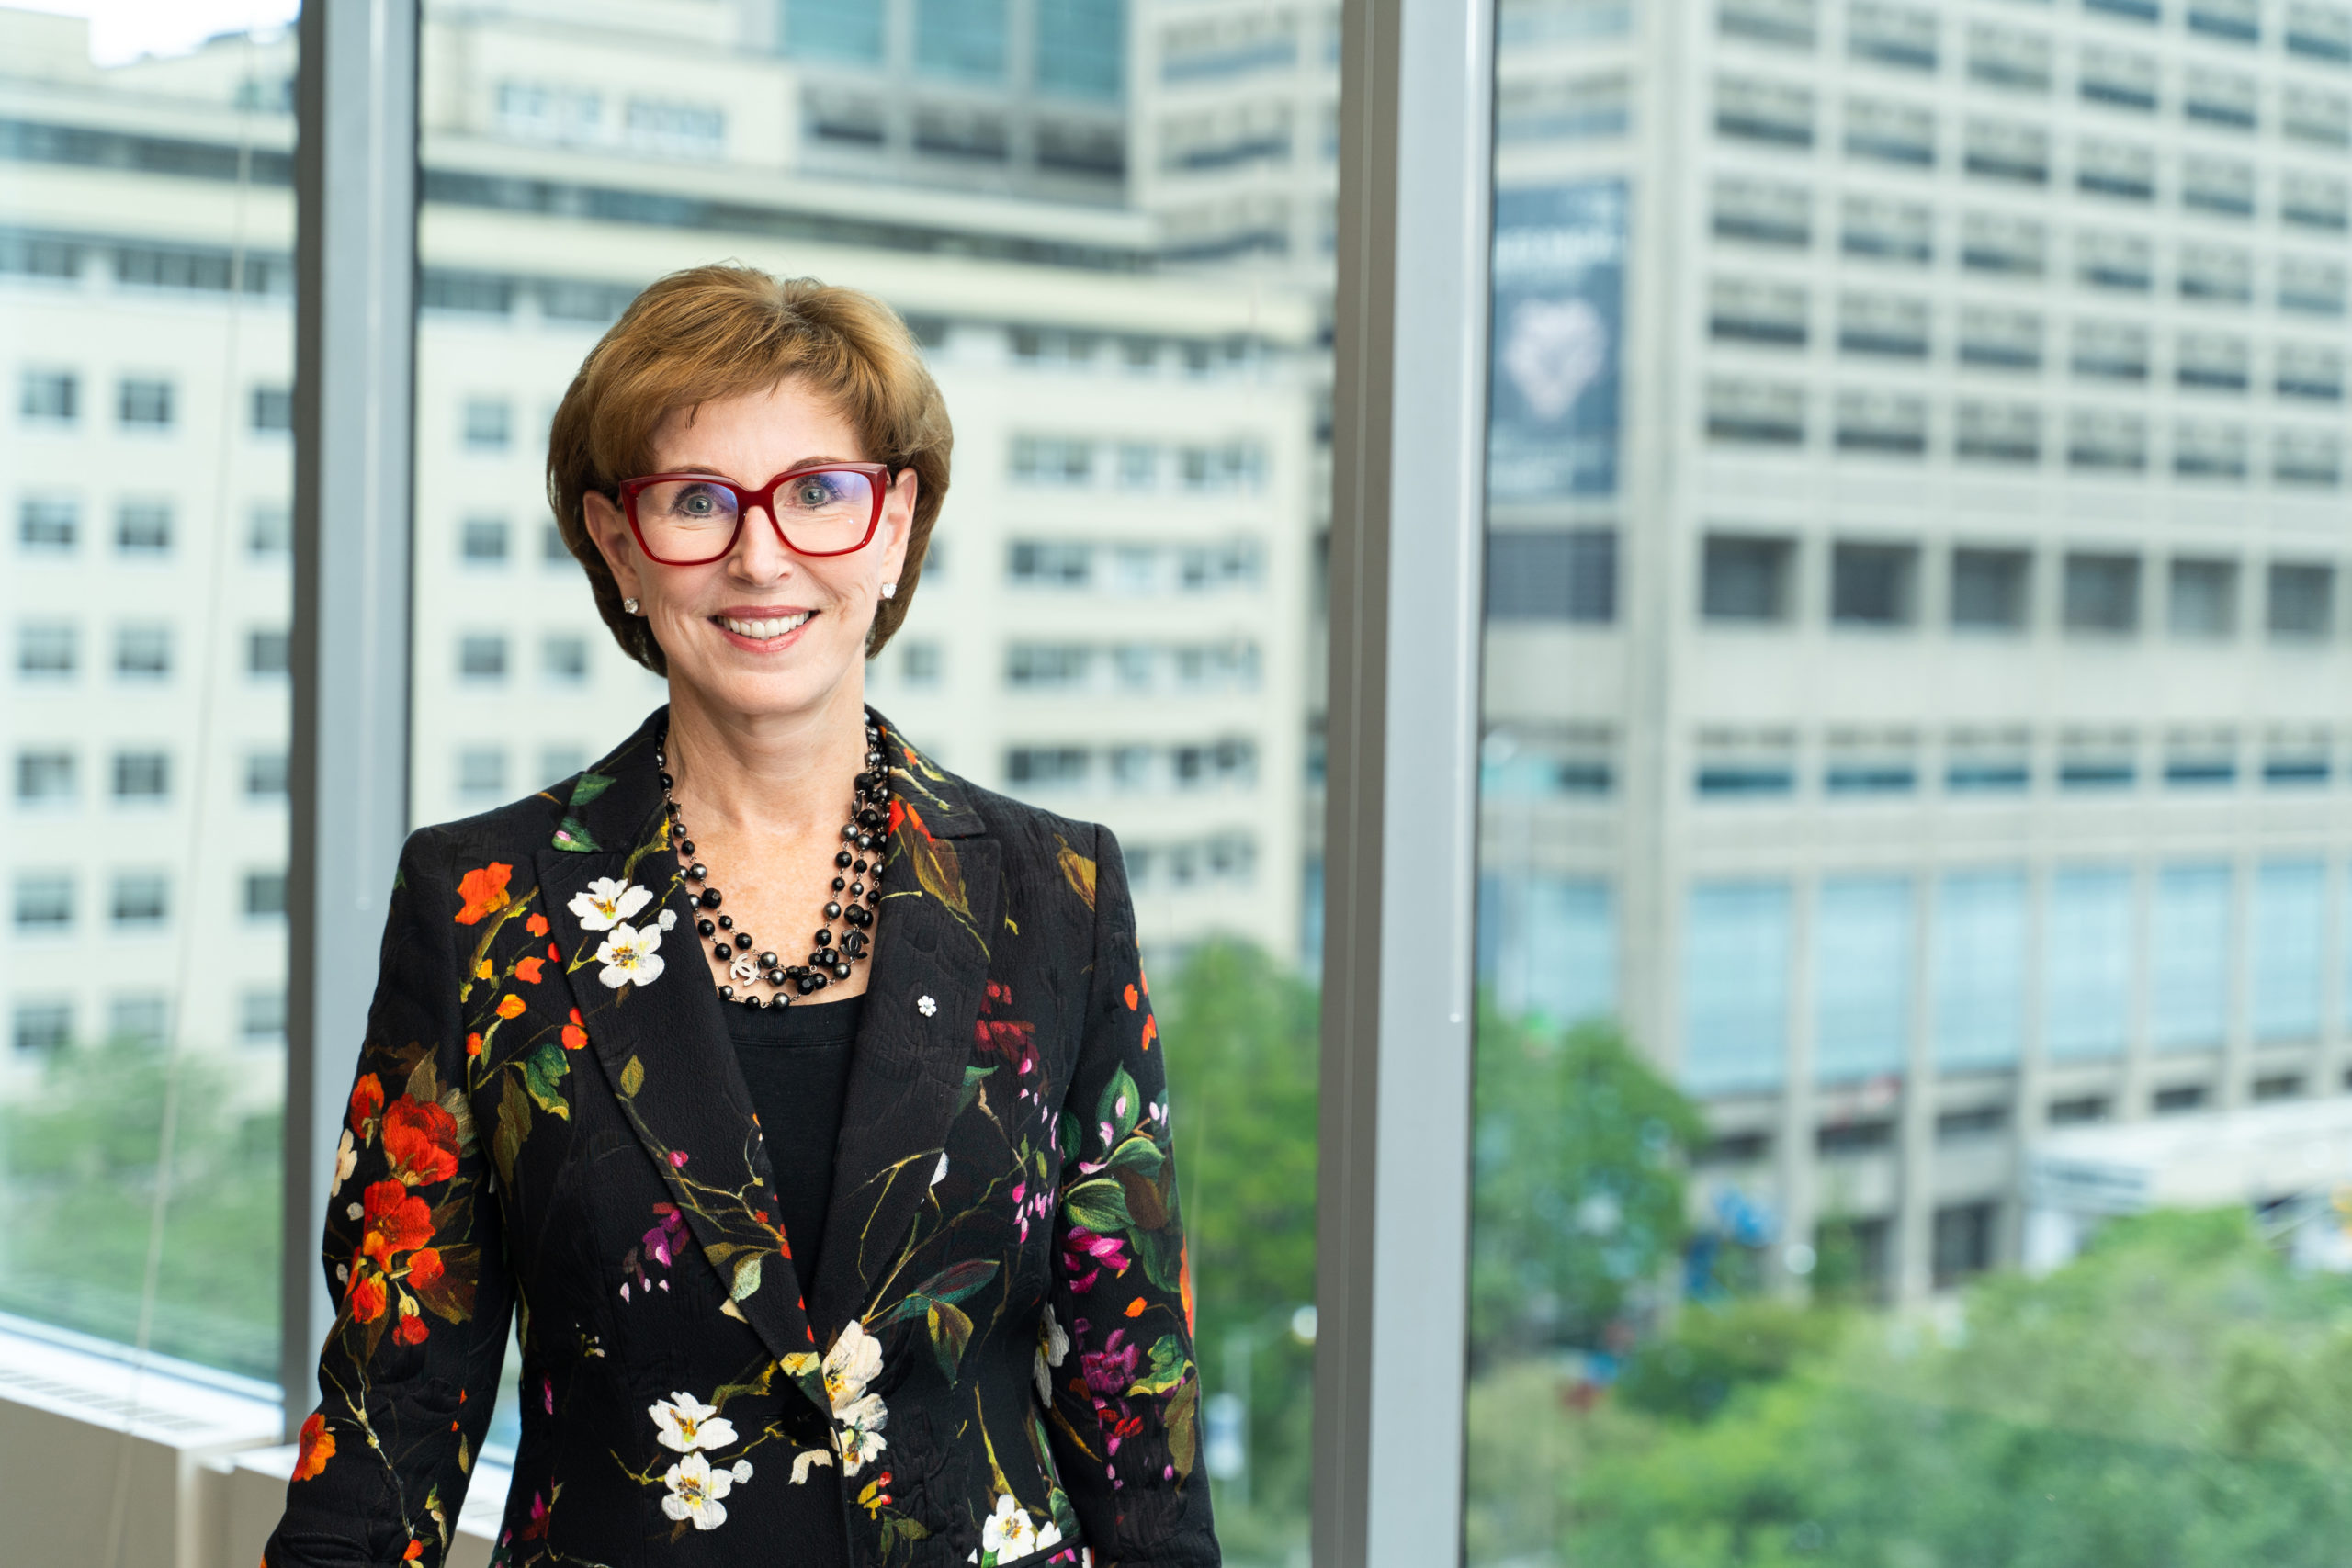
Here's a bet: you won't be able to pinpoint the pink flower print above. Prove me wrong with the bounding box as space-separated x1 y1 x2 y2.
1081 1328 1139 1397
542 1376 555 1415
1061 1226 1130 1293
668 1150 689 1168
642 1205 686 1267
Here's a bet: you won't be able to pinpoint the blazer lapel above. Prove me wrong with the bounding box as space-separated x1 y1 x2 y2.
808 722 1001 1342
531 708 828 1414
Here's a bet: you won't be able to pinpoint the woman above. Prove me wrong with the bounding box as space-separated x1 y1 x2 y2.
267 266 1217 1567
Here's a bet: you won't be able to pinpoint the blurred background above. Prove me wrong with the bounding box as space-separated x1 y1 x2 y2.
7 0 2352 1563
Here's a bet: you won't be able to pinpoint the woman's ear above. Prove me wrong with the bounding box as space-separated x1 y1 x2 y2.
879 468 919 583
582 491 645 606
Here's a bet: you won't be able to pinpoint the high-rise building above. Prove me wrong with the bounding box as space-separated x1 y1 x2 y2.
0 1 1317 1109
1475 0 2352 1300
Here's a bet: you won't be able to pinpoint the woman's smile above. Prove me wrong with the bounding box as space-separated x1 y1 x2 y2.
712 605 818 649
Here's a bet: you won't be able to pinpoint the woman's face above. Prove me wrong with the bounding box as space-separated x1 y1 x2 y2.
583 377 917 727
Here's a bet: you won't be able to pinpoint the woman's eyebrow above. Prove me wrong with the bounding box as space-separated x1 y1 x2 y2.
662 457 857 478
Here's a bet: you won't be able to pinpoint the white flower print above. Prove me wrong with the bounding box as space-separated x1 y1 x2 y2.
824 1319 883 1412
570 876 652 932
1035 1303 1070 1404
661 1450 733 1530
981 1493 1039 1560
658 908 678 931
730 1459 753 1483
1037 1520 1065 1552
917 994 937 1017
595 921 665 989
650 1391 739 1453
334 1129 356 1189
836 1392 888 1476
790 1448 836 1484
932 1152 950 1189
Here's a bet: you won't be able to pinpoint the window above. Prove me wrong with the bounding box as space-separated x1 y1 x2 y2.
2075 229 2151 290
1933 869 2027 1069
110 871 169 930
2063 552 2142 632
1951 548 2030 629
543 633 588 683
117 377 174 429
1831 544 1919 626
112 750 170 801
1695 730 1799 796
250 385 293 432
1824 730 1918 794
1702 535 1797 621
2076 139 2154 200
2178 243 2252 303
1847 1 1938 68
1006 746 1091 787
1705 378 1805 444
243 869 288 919
245 750 289 797
460 515 510 563
2188 0 2259 39
17 750 74 805
2151 865 2231 1051
2284 85 2352 147
2066 411 2147 472
917 0 1009 81
2183 68 2257 130
538 746 588 787
1010 541 1094 586
249 503 293 558
2279 256 2346 315
1680 882 1792 1093
2080 46 2158 112
2267 564 2335 637
1966 23 2050 91
1721 0 1817 47
900 641 944 687
240 987 287 1046
2173 421 2248 480
114 623 172 679
2176 333 2248 392
458 634 509 681
1716 74 1815 146
2283 173 2351 232
2274 431 2343 486
1814 877 1911 1081
457 747 508 800
247 627 290 677
2154 1084 2210 1113
1012 435 1097 485
462 396 512 451
2167 558 2238 637
1956 307 2040 369
2277 345 2344 402
14 998 72 1053
116 500 171 555
2288 1 2352 61
1954 400 2041 464
107 994 169 1047
18 621 76 678
2165 729 2236 788
1845 97 1935 165
1487 530 1618 623
1932 1203 1996 1288
2264 729 2332 784
2049 1095 2111 1124
541 518 571 564
19 367 77 424
2086 0 2160 20
2070 321 2148 382
1845 196 1933 264
1837 292 1927 357
14 873 73 932
2046 868 2132 1059
2252 862 2325 1043
18 495 77 552
2182 157 2256 219
1964 118 2047 183
1947 728 2033 789
1711 278 1809 344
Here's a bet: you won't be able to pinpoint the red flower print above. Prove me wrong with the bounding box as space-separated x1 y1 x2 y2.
526 913 549 937
887 798 905 838
405 1247 445 1289
394 1309 429 1347
348 1273 388 1324
467 1032 483 1056
514 956 545 985
1141 1016 1158 1052
455 863 514 925
546 942 560 962
346 1075 383 1138
1124 984 1138 1011
293 1412 334 1481
561 1020 587 1050
361 1179 435 1267
403 1542 425 1562
382 1099 460 1187
495 994 526 1020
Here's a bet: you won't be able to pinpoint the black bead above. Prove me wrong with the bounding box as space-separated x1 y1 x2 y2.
658 771 673 790
748 994 768 1010
853 859 867 874
824 901 842 919
767 968 787 987
809 972 829 990
831 876 846 891
733 932 752 952
679 840 695 856
797 975 820 995
758 950 777 967
850 883 864 897
856 833 874 850
815 929 833 946
808 950 829 968
835 851 854 868
714 943 732 961
718 985 733 999
856 806 883 829
835 963 852 979
842 824 859 840
688 863 707 882
696 919 715 938
698 888 722 909
854 771 877 794
717 914 733 930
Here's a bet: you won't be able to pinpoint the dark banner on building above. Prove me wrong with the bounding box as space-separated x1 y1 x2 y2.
1487 178 1626 502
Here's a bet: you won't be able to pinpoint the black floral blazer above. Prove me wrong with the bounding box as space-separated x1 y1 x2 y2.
266 706 1216 1568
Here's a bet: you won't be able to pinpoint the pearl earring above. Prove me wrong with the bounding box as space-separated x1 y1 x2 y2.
880 582 897 600
623 597 639 614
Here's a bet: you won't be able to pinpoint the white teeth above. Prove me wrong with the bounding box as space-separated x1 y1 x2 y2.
720 612 812 639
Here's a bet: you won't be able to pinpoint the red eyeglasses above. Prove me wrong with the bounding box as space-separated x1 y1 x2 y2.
616 462 894 565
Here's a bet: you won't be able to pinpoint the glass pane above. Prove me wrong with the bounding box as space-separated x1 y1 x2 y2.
0 6 296 1382
1469 0 2352 1555
402 1 1329 1551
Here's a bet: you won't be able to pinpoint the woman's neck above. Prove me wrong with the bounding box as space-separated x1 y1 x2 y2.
660 678 872 839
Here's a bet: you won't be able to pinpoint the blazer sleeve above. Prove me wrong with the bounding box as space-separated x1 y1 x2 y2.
266 827 518 1568
1042 826 1221 1566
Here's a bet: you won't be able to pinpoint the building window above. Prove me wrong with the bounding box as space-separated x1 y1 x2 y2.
1933 869 2027 1069
1932 1202 1996 1288
1704 378 1805 444
17 749 74 804
1946 728 2031 792
1845 96 1935 166
458 746 508 799
1957 307 2040 369
248 627 290 677
2277 345 2345 402
2167 559 2238 638
2070 321 2148 382
116 500 172 555
916 0 1011 81
1830 543 1919 626
2075 230 2151 291
460 515 510 564
540 518 571 565
1966 22 2051 92
1009 541 1093 587
1814 876 1911 1080
1848 1 1938 69
1716 177 1813 248
2252 861 2325 1043
14 873 72 931
2075 139 2154 201
18 621 76 678
240 987 288 1045
2179 243 2253 303
118 377 175 429
2267 563 2335 638
2288 1 2352 62
1844 195 1932 264
249 503 293 558
1964 118 2048 183
458 634 509 682
246 749 290 797
1702 535 1797 622
1951 548 2030 630
2188 0 2260 40
2285 85 2352 146
1680 880 1792 1093
900 640 944 686
110 871 169 930
1954 400 2041 464
2184 67 2258 130
2173 420 2249 480
115 623 172 679
1487 529 1618 623
2274 430 2343 486
1721 0 1817 47
2284 172 2351 232
1006 746 1091 788
537 745 587 787
2184 156 2257 219
108 994 168 1047
2063 553 2141 633
1012 435 1096 486
2065 410 2148 472
18 495 77 552
2046 868 2132 1059
14 998 72 1053
1838 292 1928 357
462 397 513 451
543 633 589 682
19 367 77 424
112 750 170 801
1711 277 1809 345
1961 211 2043 275
2151 864 2231 1051
1715 74 1815 147
1833 389 1927 454
244 869 288 919
250 385 293 432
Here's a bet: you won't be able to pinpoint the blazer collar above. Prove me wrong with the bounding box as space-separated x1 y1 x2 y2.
537 706 1001 1362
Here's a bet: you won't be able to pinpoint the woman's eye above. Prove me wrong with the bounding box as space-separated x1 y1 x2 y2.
793 482 832 507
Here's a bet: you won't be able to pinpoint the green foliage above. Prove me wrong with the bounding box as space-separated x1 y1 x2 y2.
1159 938 1318 1562
0 1035 280 1377
1471 1007 1705 1359
1615 1297 1843 1423
1467 1206 2352 1568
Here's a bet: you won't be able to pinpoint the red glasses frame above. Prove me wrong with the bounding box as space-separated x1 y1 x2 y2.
616 461 894 565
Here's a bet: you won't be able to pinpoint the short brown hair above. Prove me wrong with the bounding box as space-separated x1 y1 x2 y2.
547 265 953 674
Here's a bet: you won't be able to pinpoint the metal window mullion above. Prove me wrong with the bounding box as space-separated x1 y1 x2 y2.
284 0 420 1435
1316 0 1495 1562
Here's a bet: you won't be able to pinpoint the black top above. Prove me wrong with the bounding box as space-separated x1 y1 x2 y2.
725 991 862 1564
